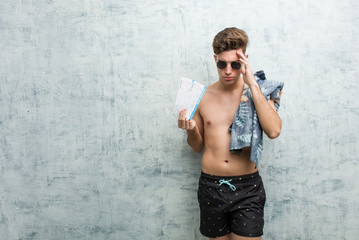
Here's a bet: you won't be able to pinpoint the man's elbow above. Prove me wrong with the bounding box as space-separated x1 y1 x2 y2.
193 147 203 154
267 118 282 139
191 144 204 153
267 128 281 139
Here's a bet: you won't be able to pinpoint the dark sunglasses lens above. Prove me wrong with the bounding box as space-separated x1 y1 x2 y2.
231 61 241 70
217 61 226 69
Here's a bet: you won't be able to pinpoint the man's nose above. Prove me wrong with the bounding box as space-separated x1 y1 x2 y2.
225 64 232 74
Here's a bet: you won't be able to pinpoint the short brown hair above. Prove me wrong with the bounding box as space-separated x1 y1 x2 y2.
212 27 249 55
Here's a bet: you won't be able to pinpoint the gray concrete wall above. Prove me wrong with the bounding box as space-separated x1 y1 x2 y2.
1 1 358 239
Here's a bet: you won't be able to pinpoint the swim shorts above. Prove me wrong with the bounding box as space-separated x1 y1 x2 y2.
197 171 266 238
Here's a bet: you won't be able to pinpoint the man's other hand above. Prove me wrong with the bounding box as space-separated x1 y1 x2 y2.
178 109 197 131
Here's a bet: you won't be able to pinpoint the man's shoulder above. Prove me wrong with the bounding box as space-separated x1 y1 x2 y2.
201 84 218 103
206 81 218 90
197 85 217 116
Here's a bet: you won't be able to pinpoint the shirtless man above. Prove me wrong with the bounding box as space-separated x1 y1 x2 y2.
178 28 282 240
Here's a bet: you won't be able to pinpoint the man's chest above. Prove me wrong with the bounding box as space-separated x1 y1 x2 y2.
200 97 241 128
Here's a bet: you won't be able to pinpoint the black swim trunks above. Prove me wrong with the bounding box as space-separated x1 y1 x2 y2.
197 171 266 238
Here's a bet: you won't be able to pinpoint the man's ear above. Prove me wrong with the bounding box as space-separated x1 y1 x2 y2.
213 55 217 61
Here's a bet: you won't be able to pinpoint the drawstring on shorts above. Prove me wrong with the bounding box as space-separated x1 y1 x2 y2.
218 179 236 191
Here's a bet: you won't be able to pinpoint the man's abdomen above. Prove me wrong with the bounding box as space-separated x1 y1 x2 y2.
201 147 257 176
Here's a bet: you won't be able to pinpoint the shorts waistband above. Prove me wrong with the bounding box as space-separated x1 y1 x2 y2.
200 171 260 183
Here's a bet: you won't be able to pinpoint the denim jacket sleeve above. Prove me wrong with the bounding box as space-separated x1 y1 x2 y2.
228 70 284 168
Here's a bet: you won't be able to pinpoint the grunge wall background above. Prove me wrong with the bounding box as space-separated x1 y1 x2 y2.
1 1 358 239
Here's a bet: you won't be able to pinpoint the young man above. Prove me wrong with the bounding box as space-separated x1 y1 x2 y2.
178 28 283 240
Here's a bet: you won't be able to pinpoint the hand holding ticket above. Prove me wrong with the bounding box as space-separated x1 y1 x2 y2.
173 77 207 120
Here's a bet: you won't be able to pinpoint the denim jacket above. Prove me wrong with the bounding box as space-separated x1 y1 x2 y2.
228 70 284 168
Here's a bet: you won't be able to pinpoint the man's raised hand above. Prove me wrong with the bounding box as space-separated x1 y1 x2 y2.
236 50 256 87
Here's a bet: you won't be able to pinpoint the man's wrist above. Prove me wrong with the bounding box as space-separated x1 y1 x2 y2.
186 127 197 134
247 80 259 89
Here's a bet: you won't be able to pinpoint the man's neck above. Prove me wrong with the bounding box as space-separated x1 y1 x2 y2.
217 78 244 93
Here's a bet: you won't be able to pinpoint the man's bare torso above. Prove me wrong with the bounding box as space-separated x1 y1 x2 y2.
198 81 257 176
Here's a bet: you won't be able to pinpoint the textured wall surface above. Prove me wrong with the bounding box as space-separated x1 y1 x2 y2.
1 0 358 239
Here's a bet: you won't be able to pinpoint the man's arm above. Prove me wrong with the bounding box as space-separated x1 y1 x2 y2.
178 109 204 153
237 51 282 139
248 85 282 139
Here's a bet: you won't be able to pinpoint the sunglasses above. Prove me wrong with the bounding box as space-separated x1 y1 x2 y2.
216 60 241 70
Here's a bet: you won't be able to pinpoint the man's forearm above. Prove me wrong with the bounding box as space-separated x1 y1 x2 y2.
237 51 281 139
249 83 282 139
187 127 204 153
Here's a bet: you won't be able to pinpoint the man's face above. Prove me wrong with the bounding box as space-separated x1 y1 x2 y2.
214 49 244 85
